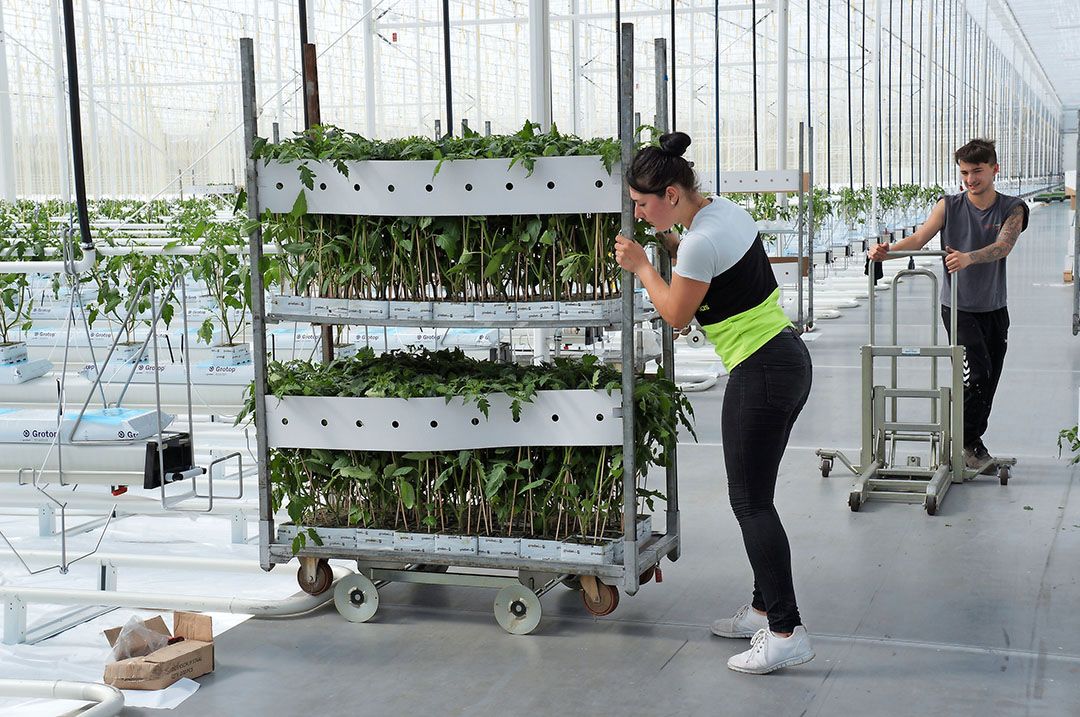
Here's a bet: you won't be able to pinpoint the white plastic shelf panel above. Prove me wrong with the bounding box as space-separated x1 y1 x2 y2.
256 157 622 216
719 170 807 193
265 389 623 451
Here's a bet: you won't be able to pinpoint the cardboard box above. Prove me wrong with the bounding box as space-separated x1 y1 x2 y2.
103 612 214 690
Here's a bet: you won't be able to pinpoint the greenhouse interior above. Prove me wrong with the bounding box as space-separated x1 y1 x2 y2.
0 0 1078 714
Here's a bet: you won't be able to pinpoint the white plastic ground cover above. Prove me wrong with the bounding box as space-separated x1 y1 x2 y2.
0 408 175 443
0 476 302 716
257 157 622 216
0 415 293 711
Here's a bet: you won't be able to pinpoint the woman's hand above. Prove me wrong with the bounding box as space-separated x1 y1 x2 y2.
614 233 650 274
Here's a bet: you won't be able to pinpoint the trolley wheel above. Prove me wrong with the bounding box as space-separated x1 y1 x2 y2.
334 573 380 623
297 558 333 596
494 584 542 635
848 493 861 512
998 466 1011 485
561 575 583 591
820 457 833 478
639 565 656 585
925 495 938 516
581 583 620 617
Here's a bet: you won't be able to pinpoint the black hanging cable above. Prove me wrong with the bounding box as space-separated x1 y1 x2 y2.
61 0 91 251
752 0 759 170
847 0 854 188
441 0 453 136
299 0 310 128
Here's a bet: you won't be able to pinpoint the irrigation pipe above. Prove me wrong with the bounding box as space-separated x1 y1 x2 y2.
0 680 123 717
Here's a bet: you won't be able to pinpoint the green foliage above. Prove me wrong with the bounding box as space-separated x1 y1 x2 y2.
239 348 696 541
1058 426 1080 465
261 211 629 303
252 120 624 177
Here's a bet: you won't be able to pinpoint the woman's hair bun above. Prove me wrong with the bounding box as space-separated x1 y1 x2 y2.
659 132 691 157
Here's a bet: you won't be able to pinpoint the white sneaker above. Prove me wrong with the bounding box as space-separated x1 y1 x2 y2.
710 604 769 639
726 626 815 674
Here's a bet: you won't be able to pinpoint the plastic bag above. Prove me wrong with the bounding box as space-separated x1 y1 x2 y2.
111 616 170 661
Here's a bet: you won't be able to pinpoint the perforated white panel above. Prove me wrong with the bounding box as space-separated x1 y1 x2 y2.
265 389 624 451
257 157 622 216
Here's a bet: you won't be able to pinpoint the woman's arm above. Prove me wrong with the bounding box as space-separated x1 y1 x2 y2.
615 233 709 328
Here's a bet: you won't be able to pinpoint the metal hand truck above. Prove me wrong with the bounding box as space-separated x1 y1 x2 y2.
816 250 1015 515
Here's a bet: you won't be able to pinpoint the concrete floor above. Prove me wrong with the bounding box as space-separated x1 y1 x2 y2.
150 203 1080 717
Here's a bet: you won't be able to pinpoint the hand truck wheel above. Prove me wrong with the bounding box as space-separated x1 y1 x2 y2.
848 492 861 512
998 465 1010 485
925 495 937 516
820 457 833 478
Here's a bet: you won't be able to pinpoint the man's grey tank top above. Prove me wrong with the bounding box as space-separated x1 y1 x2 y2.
939 192 1028 312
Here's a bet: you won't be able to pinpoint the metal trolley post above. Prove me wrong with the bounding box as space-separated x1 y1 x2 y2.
240 25 680 634
817 250 1015 515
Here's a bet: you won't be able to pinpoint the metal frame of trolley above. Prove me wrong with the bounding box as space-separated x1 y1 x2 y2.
241 25 682 635
817 251 1015 516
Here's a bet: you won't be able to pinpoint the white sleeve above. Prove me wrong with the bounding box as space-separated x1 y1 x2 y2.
672 232 719 284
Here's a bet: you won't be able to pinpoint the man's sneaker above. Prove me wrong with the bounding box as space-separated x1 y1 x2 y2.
972 441 997 475
710 604 769 639
727 626 816 675
963 442 996 476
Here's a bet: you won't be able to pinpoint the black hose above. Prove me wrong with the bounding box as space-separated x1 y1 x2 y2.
61 0 92 252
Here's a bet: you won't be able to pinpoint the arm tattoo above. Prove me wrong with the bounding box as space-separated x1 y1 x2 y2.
967 205 1025 265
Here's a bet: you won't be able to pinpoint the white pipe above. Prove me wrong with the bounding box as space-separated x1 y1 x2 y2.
363 0 377 137
49 0 71 202
871 0 882 235
0 248 96 275
80 0 101 198
0 680 123 717
0 3 16 201
2 550 264 573
1 567 348 616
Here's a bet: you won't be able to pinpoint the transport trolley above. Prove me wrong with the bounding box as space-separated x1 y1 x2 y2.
240 27 682 635
817 250 1015 515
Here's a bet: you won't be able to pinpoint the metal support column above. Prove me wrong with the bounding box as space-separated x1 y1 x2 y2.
797 122 804 331
776 0 789 179
0 2 16 201
807 124 814 331
1073 109 1080 335
363 0 377 137
530 0 553 365
240 38 274 572
654 36 679 560
618 22 639 596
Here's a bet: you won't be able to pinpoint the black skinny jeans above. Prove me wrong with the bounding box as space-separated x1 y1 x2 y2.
722 327 812 633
